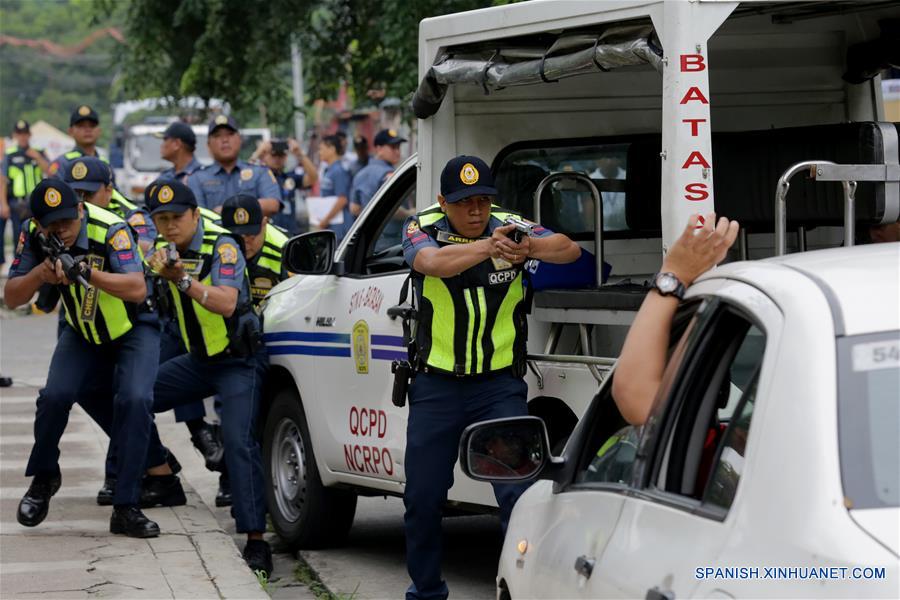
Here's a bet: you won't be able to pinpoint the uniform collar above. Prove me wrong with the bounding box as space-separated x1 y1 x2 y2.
188 218 206 253
177 157 202 176
370 158 393 169
73 146 98 157
213 159 249 175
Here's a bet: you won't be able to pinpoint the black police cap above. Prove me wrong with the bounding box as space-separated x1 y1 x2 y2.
145 179 198 216
30 180 80 227
440 155 498 203
221 194 263 235
65 156 112 193
13 119 30 133
70 105 99 126
154 122 197 148
373 128 406 147
208 114 239 135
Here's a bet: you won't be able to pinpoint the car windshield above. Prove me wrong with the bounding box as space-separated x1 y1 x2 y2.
837 331 900 509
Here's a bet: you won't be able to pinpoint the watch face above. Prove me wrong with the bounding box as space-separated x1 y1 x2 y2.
657 273 677 293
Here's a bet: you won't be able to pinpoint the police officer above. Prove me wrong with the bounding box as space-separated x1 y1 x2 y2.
350 128 410 250
141 180 273 577
187 115 280 215
1 120 50 267
157 122 203 183
4 179 160 538
251 138 317 235
400 156 581 600
65 157 157 252
49 105 111 180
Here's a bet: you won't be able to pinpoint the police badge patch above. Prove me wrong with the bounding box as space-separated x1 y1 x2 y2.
240 168 254 181
71 162 88 180
110 229 132 251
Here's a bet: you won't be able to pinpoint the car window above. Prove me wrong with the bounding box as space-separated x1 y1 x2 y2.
652 308 766 506
370 183 415 257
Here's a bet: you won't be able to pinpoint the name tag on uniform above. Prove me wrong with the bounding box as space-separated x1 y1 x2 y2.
436 230 481 245
251 277 274 301
180 258 203 276
80 255 106 322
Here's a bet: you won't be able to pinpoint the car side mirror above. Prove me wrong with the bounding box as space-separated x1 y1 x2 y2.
459 416 554 483
284 231 335 275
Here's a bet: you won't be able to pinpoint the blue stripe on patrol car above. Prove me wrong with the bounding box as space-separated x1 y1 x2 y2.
372 349 406 361
371 334 404 347
264 331 351 344
267 345 352 357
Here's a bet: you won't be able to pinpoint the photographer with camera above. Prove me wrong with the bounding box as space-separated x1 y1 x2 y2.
398 155 580 600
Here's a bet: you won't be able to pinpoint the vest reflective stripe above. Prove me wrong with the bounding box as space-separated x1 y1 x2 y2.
58 204 136 344
413 205 527 376
199 207 221 223
5 148 42 198
65 150 109 165
162 222 236 359
257 225 288 275
109 190 138 217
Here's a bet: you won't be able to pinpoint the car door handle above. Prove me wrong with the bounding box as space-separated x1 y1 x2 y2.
574 555 595 578
645 587 675 600
387 304 415 320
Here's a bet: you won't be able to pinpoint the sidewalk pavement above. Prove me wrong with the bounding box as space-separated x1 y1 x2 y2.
0 313 313 599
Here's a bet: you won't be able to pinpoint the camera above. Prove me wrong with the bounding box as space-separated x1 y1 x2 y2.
270 139 288 155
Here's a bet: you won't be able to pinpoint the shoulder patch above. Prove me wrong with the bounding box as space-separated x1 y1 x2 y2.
127 212 147 227
15 229 26 256
406 220 420 236
217 242 238 265
49 161 60 175
110 228 132 251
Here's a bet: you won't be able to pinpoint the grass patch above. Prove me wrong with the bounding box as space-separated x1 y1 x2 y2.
255 569 270 592
294 555 358 600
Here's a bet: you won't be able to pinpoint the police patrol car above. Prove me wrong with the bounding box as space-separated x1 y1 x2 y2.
259 0 900 561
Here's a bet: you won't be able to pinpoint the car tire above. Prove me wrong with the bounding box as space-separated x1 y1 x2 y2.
263 387 357 549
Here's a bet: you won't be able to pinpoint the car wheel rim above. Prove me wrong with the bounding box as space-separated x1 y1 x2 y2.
271 417 306 522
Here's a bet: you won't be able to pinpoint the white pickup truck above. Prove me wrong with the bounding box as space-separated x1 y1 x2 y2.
259 0 899 550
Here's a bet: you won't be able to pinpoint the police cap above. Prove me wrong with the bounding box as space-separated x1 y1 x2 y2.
208 114 239 135
65 156 112 192
13 120 30 133
154 121 196 150
145 179 198 216
440 155 497 203
30 180 80 227
373 128 406 147
70 105 99 126
221 194 263 235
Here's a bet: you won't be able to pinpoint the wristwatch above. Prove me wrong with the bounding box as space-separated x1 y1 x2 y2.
651 272 686 300
175 273 193 293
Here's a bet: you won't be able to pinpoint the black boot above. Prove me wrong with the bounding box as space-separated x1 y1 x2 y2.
242 539 273 579
215 472 232 507
17 473 61 527
110 505 160 538
96 477 116 506
140 474 187 508
189 422 224 472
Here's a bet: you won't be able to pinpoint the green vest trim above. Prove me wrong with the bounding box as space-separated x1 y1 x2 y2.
162 221 242 359
109 189 138 217
56 204 137 345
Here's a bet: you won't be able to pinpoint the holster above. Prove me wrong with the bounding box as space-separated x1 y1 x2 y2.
390 360 413 408
228 305 264 358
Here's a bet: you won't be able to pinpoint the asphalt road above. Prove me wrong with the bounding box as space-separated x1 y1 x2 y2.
0 309 502 599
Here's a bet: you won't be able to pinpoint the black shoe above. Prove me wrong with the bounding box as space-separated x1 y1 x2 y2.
215 473 232 507
96 477 116 506
110 505 160 538
166 451 182 475
140 475 187 508
17 473 61 527
242 540 273 579
191 422 225 472
0 375 12 387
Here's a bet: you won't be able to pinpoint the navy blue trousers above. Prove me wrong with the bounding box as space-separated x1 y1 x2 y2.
403 370 530 600
26 322 159 505
146 352 268 533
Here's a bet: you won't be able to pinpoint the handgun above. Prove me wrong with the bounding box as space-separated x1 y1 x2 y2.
37 232 89 289
504 215 535 244
166 242 178 268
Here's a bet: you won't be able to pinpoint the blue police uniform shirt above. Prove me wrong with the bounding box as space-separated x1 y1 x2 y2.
271 169 305 234
123 207 158 247
190 220 250 304
350 158 394 210
402 208 554 268
9 217 143 278
187 160 280 211
160 157 203 183
320 161 353 241
49 147 115 184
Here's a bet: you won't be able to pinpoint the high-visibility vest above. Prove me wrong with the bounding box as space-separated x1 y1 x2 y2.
108 189 139 217
5 146 43 199
411 203 528 376
53 204 139 344
161 221 249 360
247 224 289 305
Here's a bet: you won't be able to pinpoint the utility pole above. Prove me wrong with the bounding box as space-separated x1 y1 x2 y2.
291 37 306 141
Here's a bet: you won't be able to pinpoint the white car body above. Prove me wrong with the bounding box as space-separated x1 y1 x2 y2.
497 244 900 599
